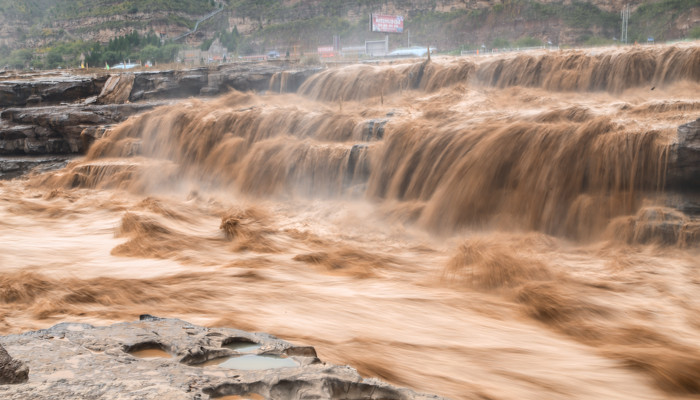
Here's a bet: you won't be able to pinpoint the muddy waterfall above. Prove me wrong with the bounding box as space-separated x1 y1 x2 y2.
2 44 700 400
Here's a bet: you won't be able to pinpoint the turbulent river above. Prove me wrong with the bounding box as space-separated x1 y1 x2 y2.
2 44 700 399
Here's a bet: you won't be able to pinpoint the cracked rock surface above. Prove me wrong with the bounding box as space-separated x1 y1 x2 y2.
0 316 444 400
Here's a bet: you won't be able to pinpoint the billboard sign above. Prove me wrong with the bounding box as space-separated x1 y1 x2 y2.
371 14 404 33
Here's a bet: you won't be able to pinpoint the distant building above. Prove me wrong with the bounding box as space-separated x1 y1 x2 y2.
178 38 228 65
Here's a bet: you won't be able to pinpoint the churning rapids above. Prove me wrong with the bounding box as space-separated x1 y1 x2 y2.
2 44 700 400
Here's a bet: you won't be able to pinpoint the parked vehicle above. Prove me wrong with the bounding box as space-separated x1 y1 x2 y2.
388 46 436 57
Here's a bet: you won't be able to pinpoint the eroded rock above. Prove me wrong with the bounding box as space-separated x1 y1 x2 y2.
0 344 28 384
0 74 107 107
667 117 700 191
96 74 135 105
0 102 167 155
0 316 443 400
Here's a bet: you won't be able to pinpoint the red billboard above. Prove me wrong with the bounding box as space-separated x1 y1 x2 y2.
371 14 404 33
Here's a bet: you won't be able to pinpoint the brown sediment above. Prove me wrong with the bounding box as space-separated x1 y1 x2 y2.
220 207 279 253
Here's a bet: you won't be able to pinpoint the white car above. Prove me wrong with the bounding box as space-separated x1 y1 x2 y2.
110 63 139 69
388 46 436 57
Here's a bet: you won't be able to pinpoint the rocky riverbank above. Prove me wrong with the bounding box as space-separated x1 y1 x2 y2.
0 316 443 400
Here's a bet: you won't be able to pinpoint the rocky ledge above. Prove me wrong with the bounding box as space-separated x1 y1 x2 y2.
0 64 320 109
0 316 443 400
0 64 321 160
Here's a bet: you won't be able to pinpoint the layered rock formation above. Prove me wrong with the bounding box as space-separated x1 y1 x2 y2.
0 316 442 400
1 64 319 108
0 64 320 164
0 102 164 154
0 73 107 108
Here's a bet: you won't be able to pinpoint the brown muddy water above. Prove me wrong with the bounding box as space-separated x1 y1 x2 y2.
1 45 700 400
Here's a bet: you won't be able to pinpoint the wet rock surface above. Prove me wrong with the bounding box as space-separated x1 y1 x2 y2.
0 155 75 180
0 316 443 400
667 117 700 192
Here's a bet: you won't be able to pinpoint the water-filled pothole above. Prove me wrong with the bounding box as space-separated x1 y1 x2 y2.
125 342 172 359
202 354 298 370
129 348 172 359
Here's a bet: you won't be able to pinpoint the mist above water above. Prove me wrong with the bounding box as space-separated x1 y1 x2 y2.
2 44 700 399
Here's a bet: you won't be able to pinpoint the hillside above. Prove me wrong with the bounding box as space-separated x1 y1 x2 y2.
225 0 699 50
1 0 699 68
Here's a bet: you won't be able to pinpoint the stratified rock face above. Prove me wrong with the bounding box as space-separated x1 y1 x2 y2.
0 65 322 159
0 156 74 179
0 344 28 384
0 102 166 155
667 117 700 192
0 65 320 108
130 68 209 101
0 316 443 400
0 75 107 108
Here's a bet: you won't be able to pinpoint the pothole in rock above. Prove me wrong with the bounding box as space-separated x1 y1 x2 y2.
124 342 172 359
222 338 262 353
200 354 299 370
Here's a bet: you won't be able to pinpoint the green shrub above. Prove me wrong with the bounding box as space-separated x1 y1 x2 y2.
514 36 543 47
491 37 511 49
6 49 33 69
584 36 616 46
45 48 64 68
689 25 700 39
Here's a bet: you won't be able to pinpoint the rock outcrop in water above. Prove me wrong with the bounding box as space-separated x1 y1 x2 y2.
667 117 700 192
0 316 442 400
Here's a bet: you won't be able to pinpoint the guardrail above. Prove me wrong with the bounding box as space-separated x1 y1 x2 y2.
460 46 558 56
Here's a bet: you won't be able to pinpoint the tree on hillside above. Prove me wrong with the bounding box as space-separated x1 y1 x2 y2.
6 49 33 69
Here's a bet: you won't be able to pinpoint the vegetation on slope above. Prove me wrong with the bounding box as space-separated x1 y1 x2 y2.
0 31 181 69
0 0 216 20
0 0 698 70
232 0 697 53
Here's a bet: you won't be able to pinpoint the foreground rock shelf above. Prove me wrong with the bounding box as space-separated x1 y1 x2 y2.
0 316 443 400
